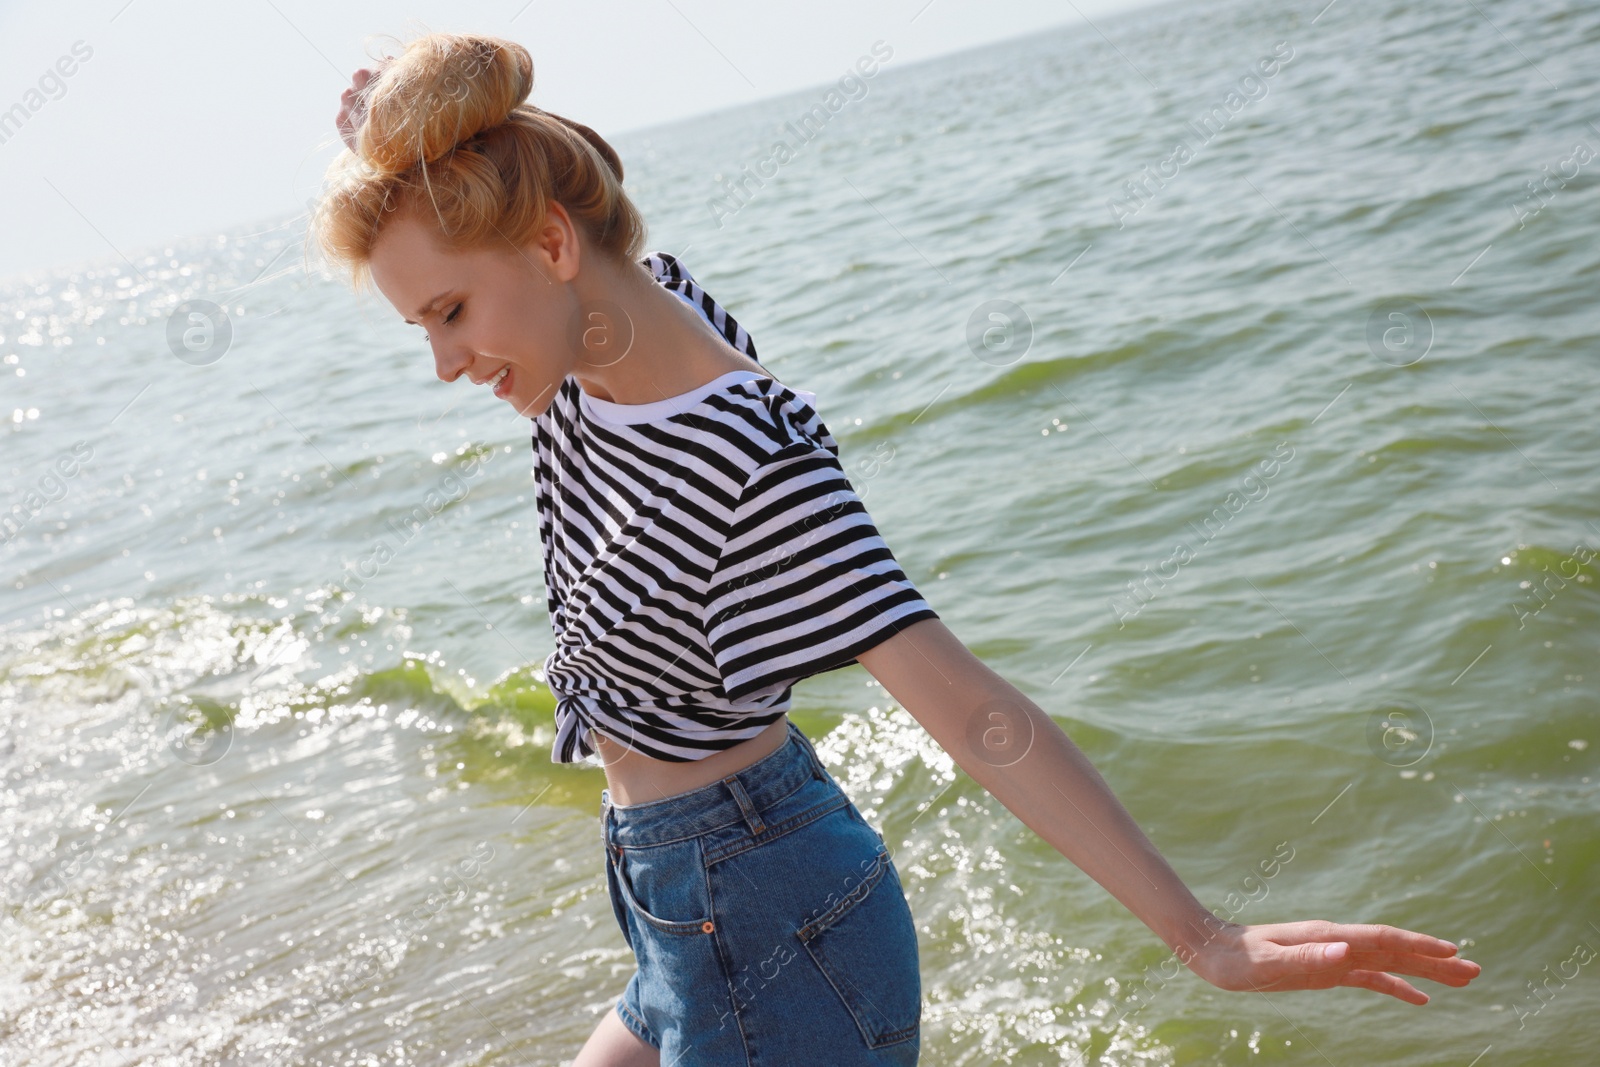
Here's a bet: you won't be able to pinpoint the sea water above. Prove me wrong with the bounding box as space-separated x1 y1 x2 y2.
2 0 1596 1062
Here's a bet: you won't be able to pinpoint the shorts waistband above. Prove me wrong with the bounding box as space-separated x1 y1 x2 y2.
600 721 831 849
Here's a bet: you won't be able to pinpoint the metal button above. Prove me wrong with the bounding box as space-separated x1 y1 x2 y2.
701 920 715 934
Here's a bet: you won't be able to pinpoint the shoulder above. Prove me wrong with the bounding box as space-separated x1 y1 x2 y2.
701 379 874 544
703 376 838 482
640 249 693 286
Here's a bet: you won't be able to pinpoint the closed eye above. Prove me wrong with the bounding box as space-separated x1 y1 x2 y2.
422 303 462 341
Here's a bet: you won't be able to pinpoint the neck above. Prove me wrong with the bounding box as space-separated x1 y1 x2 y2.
569 256 764 404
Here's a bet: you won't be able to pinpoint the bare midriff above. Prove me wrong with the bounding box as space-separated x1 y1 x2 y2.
595 714 792 808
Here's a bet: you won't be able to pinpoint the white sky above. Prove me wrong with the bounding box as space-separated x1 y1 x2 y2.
0 0 1164 281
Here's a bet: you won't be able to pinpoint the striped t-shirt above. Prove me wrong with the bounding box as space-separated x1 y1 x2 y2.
530 250 940 764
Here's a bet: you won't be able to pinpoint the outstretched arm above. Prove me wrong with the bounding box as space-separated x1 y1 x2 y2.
856 617 1482 1004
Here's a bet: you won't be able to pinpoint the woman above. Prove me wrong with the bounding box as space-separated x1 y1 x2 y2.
318 31 1480 1066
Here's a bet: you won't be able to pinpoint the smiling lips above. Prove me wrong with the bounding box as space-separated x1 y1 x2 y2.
487 365 512 397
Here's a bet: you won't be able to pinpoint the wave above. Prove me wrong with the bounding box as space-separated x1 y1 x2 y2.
0 594 562 746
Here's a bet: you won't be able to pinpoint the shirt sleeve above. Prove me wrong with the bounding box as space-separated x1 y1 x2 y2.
704 438 940 703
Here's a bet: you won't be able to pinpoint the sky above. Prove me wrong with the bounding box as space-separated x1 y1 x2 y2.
0 0 1168 282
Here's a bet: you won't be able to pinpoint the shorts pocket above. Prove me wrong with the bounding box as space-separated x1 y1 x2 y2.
796 841 921 1049
611 844 715 937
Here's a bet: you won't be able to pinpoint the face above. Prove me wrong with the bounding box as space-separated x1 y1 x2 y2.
368 207 584 419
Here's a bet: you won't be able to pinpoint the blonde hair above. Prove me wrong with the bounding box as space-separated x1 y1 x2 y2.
309 31 647 292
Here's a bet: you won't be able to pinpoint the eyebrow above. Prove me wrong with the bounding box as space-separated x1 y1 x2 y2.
403 292 453 325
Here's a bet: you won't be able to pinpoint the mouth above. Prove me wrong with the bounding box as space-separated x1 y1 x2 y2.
489 365 513 398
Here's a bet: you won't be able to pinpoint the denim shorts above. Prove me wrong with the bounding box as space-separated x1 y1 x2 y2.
600 720 921 1065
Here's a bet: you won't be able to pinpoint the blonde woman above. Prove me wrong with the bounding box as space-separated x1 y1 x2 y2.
317 32 1481 1067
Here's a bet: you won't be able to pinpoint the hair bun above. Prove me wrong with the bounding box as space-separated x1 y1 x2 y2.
358 33 533 175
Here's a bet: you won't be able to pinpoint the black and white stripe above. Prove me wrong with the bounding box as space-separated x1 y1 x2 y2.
531 252 938 764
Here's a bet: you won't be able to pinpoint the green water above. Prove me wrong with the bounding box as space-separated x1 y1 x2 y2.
2 0 1597 1062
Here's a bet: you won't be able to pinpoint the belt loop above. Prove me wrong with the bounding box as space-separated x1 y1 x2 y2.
600 789 621 858
722 773 766 836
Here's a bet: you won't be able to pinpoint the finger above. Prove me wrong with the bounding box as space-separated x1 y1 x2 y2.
1318 923 1461 958
1344 949 1482 987
352 61 390 91
1339 969 1429 1005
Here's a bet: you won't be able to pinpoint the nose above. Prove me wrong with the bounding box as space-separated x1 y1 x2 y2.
431 339 473 384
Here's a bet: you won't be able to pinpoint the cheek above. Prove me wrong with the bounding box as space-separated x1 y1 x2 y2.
493 290 569 362
491 318 571 410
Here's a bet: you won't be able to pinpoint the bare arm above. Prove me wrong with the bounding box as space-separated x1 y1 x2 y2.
857 617 1482 1003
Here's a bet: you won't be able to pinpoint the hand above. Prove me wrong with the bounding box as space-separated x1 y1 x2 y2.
336 63 388 152
1184 919 1482 1004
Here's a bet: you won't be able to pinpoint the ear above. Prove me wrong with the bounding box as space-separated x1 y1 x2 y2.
524 203 581 284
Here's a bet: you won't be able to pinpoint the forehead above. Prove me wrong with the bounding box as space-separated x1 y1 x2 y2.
369 215 453 298
368 213 532 319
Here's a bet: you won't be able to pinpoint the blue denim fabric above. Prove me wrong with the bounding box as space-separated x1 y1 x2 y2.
601 720 921 1065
